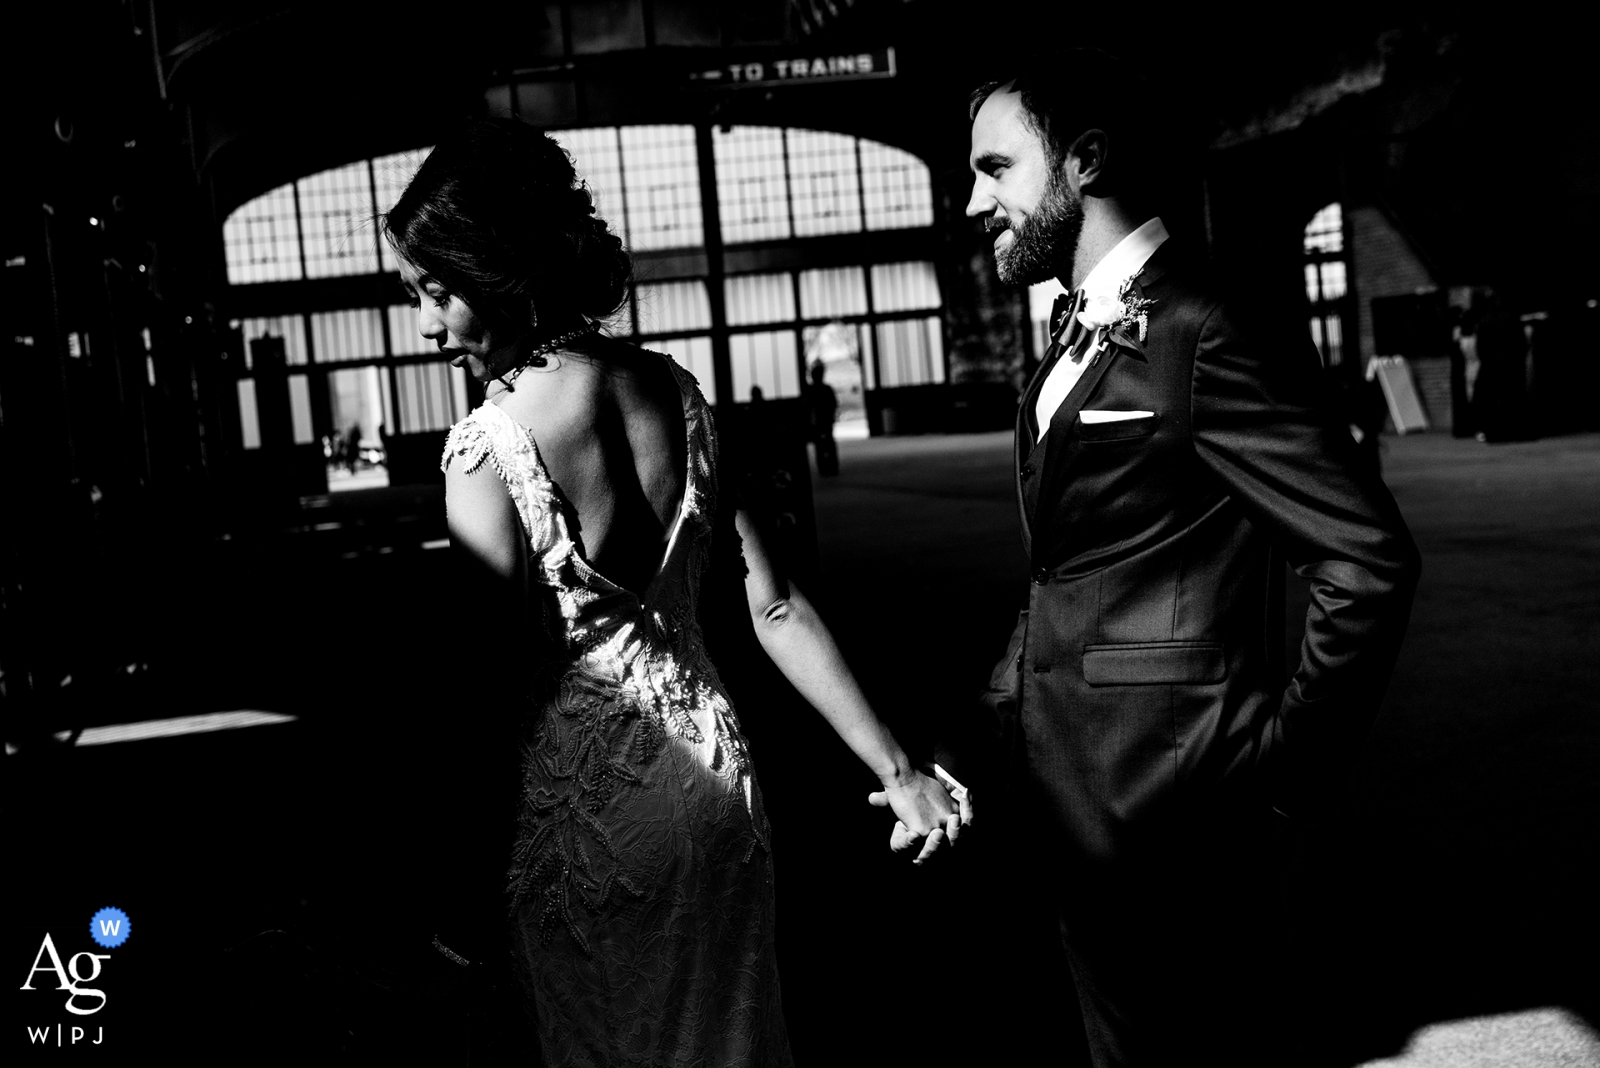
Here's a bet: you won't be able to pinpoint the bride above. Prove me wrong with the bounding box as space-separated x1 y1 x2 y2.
384 118 969 1065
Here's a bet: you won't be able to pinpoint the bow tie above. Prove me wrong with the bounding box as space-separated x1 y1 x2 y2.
1046 289 1092 364
1050 290 1085 342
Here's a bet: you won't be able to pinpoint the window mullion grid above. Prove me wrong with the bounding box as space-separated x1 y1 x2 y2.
780 129 798 238
790 269 805 383
854 136 869 233
367 160 386 274
613 128 642 336
861 252 879 392
613 127 634 259
780 132 808 387
291 181 309 281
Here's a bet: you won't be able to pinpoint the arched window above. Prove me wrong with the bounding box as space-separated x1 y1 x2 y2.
1304 202 1350 367
551 124 941 404
221 148 445 487
219 126 943 482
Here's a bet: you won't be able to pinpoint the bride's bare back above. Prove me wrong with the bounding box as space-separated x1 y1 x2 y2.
491 337 688 597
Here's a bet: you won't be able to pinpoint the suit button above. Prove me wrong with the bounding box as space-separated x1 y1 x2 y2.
1020 463 1034 481
1032 567 1050 585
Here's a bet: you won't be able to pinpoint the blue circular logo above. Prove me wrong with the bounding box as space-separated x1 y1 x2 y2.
90 907 131 949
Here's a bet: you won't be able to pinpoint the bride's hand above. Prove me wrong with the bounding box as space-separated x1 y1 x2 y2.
867 771 970 865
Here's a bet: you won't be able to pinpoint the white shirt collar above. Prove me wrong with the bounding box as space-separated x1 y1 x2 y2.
1079 217 1169 301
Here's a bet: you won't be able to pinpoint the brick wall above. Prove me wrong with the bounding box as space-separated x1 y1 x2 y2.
1408 355 1453 431
1349 204 1437 363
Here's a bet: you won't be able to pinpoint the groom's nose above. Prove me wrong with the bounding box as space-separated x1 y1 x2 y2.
966 179 997 219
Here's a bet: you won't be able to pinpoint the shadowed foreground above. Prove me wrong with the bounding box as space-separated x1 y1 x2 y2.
6 432 1596 1065
801 429 1600 1067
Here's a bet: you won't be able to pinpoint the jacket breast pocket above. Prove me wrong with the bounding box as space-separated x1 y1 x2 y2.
1081 641 1226 685
1076 412 1160 443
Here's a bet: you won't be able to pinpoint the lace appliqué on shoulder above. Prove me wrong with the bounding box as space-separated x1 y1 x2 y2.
440 415 494 477
441 405 564 564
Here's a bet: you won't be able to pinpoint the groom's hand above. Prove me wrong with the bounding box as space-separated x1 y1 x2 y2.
867 771 972 865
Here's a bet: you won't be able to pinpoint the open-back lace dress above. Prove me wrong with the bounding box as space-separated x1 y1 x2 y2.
440 354 792 1067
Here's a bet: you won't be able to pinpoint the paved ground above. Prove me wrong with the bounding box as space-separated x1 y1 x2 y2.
1356 1008 1600 1068
6 429 1597 1065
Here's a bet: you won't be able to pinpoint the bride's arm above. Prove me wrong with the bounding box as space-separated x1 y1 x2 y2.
437 451 534 961
734 509 969 862
447 459 526 593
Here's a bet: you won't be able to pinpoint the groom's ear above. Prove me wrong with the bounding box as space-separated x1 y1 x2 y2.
1065 128 1110 196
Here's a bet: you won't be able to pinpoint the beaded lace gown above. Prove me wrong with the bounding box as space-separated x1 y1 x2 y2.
440 354 792 1067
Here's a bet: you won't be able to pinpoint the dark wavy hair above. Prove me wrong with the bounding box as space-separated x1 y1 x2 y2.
381 118 631 337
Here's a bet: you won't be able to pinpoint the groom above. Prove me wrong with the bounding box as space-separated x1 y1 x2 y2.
962 51 1420 1066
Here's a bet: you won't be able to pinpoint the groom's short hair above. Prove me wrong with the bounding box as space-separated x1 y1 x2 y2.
969 49 1160 198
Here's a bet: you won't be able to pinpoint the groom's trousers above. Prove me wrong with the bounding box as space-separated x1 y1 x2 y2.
1044 798 1307 1068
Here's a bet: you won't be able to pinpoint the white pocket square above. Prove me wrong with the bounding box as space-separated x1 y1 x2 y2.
1080 410 1155 424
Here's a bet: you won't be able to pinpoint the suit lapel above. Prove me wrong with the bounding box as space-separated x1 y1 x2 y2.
1018 348 1054 445
1015 403 1035 558
1021 241 1180 565
1020 291 1083 439
1016 333 1058 557
1015 291 1082 552
1133 243 1172 290
1016 403 1055 558
1032 339 1120 555
1030 247 1184 562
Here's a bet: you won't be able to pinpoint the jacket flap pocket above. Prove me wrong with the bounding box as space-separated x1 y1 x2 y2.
1082 641 1225 685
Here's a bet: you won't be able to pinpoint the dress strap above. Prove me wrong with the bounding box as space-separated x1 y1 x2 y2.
441 409 496 477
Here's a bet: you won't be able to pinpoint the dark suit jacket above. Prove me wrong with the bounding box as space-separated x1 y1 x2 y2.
984 242 1420 866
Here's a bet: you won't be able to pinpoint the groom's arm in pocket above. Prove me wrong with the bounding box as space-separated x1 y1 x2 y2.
931 609 1028 801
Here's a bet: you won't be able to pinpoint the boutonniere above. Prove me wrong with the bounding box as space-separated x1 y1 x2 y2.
1077 276 1157 356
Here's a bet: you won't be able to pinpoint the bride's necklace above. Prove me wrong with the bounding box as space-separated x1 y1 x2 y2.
493 321 600 393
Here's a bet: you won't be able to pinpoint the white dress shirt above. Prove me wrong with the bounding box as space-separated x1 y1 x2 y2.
1035 217 1170 441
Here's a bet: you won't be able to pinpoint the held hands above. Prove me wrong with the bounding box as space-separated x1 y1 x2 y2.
867 770 974 866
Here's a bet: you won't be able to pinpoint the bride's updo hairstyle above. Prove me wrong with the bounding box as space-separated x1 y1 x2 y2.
382 118 631 337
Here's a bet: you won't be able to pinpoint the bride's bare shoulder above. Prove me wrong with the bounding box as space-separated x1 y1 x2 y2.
583 337 682 408
493 335 674 443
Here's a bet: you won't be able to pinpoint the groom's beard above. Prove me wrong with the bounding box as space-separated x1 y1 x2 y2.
994 175 1083 286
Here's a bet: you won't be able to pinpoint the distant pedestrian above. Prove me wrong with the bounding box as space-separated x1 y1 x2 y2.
344 425 362 473
804 361 839 476
1471 293 1531 442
